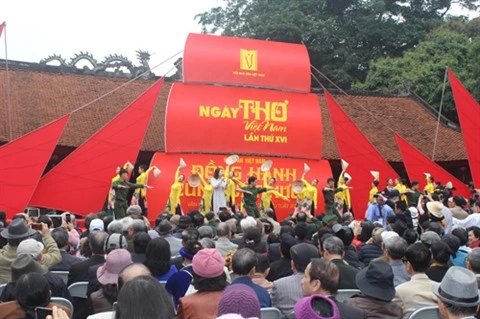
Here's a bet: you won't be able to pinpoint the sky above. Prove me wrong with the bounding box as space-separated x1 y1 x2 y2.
1 0 478 76
1 0 222 75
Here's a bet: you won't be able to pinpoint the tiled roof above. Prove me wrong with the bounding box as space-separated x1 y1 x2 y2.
0 68 467 162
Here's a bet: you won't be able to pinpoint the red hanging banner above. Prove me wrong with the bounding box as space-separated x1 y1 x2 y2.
29 79 164 215
325 90 398 216
0 116 70 218
394 134 470 197
165 83 322 159
448 69 480 188
147 153 332 222
182 33 311 93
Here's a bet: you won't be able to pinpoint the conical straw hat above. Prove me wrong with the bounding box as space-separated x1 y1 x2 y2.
225 154 239 165
153 167 161 178
188 173 201 187
179 158 187 169
370 171 380 181
303 163 311 174
125 162 134 174
292 180 305 194
341 159 349 171
261 160 273 172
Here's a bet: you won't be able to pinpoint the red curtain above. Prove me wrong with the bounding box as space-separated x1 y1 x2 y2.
448 69 480 188
29 80 163 215
0 116 69 218
325 89 398 217
394 134 470 197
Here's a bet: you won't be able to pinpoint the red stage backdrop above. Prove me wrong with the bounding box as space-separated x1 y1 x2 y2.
29 80 164 215
183 33 311 93
0 116 70 218
395 134 470 197
448 70 480 188
325 90 398 217
147 153 332 221
165 83 322 159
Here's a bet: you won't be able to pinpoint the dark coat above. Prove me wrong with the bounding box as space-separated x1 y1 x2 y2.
344 294 403 319
358 243 383 266
51 250 83 272
67 255 105 286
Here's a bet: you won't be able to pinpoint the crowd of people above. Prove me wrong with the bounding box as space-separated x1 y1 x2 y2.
0 171 480 319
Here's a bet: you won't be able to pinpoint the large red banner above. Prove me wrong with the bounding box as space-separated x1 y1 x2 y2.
29 80 164 215
325 90 399 216
395 134 470 197
448 69 480 188
183 33 311 93
0 116 69 218
165 83 322 159
147 153 332 222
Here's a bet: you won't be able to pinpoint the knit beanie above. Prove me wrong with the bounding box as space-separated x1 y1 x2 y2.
294 295 340 319
218 284 260 318
192 248 224 278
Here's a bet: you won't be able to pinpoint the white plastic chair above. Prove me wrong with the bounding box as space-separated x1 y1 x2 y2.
51 270 69 285
408 306 440 319
51 297 74 315
68 281 89 299
260 307 282 319
335 289 361 302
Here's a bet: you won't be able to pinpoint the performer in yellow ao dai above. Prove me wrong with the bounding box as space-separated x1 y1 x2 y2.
167 167 185 215
336 170 352 212
301 173 319 214
196 171 213 214
261 172 289 219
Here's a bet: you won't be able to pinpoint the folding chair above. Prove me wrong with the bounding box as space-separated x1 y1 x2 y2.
51 270 69 285
408 306 440 319
260 307 282 319
68 281 89 299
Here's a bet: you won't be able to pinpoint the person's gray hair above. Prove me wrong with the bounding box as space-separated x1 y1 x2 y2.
216 223 230 237
121 217 134 232
263 208 274 219
129 219 147 233
323 236 345 255
240 216 256 231
342 212 353 222
467 248 480 273
107 220 123 234
385 237 408 260
199 237 215 249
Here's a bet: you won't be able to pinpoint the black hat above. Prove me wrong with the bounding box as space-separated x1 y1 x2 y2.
157 220 176 236
0 219 36 240
355 260 395 301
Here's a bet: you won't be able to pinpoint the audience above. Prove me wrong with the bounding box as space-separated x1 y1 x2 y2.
295 258 366 319
215 222 238 257
3 189 480 319
251 253 273 291
131 232 150 263
115 275 175 319
217 284 261 319
426 240 455 282
358 227 384 265
393 242 437 319
177 248 227 319
51 227 83 271
272 243 320 316
321 236 358 289
382 235 410 286
0 272 71 319
144 238 177 281
344 260 403 318
433 266 480 319
90 249 133 313
231 248 271 308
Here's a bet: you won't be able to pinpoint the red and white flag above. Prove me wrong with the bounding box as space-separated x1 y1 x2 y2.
0 22 5 37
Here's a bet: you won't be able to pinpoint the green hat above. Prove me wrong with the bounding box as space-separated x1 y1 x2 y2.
322 214 338 225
